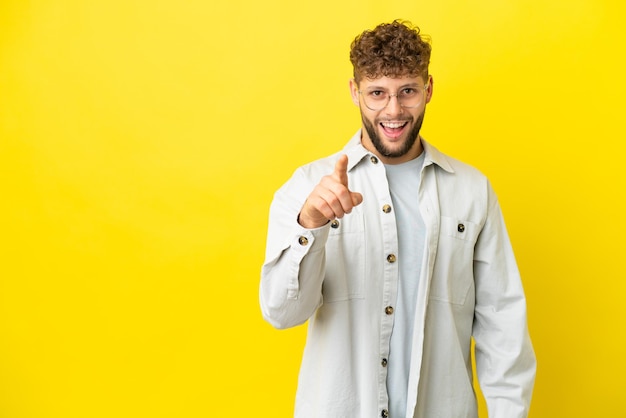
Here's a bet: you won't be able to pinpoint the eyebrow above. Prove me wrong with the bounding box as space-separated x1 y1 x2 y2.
365 82 422 90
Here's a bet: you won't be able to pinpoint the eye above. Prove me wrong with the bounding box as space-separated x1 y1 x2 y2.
399 87 418 97
367 90 387 100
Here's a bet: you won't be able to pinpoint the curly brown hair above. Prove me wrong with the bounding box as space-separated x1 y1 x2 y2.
350 20 431 83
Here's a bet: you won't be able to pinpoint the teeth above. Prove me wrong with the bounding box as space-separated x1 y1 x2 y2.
381 122 406 129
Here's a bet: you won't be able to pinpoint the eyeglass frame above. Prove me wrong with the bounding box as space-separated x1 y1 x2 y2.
357 83 430 111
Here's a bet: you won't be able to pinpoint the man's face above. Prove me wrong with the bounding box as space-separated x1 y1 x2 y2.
350 75 433 164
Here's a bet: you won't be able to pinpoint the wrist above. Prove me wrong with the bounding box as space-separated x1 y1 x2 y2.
297 213 329 229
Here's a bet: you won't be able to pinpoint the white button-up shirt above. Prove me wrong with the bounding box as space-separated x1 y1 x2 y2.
260 131 536 418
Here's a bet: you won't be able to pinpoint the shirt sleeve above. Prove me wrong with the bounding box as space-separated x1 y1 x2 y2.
472 182 537 418
259 168 330 329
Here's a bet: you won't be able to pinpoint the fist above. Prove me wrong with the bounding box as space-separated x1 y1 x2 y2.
298 155 363 229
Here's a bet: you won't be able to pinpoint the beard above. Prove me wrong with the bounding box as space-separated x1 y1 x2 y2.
361 109 425 159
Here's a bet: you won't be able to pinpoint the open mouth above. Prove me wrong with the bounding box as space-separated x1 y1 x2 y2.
380 121 409 138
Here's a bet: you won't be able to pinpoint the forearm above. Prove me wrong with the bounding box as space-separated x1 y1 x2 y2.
474 297 536 417
260 225 329 329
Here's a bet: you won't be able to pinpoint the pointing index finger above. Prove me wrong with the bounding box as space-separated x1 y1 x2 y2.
333 154 349 186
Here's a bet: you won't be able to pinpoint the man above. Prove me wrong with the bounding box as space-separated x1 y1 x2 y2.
260 20 536 418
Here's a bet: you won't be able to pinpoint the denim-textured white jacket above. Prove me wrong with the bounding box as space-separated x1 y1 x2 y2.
260 131 536 418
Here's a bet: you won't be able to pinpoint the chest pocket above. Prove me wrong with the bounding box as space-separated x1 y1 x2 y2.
321 209 365 303
429 216 480 305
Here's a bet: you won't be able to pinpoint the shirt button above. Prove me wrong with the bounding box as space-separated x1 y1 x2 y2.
381 358 388 367
385 306 394 315
381 409 389 418
330 220 340 229
386 254 396 263
370 156 379 164
458 223 465 233
382 204 392 213
298 236 309 246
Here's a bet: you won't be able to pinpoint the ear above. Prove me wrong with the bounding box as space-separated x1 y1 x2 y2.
349 78 360 107
425 75 434 104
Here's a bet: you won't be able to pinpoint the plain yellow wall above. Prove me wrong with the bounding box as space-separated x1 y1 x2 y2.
1 1 625 417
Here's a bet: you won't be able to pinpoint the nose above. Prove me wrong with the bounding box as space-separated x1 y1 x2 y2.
385 94 404 115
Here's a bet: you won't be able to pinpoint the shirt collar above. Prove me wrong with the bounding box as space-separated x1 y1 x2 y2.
422 138 455 173
341 129 455 173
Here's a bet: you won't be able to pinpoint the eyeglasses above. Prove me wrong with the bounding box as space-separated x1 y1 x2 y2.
358 84 429 111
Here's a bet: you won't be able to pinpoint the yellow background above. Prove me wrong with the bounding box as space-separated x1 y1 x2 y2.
1 1 625 417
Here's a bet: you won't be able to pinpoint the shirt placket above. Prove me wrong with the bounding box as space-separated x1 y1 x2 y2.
368 154 400 418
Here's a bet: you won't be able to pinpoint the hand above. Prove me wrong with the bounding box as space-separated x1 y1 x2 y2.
298 155 363 228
